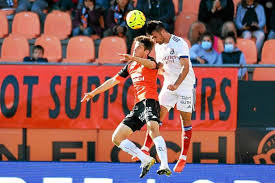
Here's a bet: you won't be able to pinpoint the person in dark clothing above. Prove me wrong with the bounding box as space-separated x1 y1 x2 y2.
217 32 247 79
23 45 48 62
267 3 275 40
55 0 78 11
0 0 14 8
104 0 133 37
125 0 175 53
72 0 104 37
198 0 234 37
235 0 266 58
258 0 273 32
136 0 175 33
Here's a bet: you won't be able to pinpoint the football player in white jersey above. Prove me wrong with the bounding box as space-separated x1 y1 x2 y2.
132 20 196 173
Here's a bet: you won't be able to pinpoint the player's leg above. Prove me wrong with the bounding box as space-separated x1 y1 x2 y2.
133 90 175 161
134 105 169 160
173 89 194 173
146 120 171 176
112 122 156 178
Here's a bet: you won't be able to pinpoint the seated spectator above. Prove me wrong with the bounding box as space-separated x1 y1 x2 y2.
235 0 266 59
198 0 234 37
217 32 247 79
72 0 103 38
136 0 175 33
23 45 48 62
77 0 110 10
188 21 207 46
190 32 219 64
258 0 273 32
221 21 237 39
267 2 275 40
125 0 174 52
104 0 133 37
54 0 78 12
0 0 14 8
16 0 48 23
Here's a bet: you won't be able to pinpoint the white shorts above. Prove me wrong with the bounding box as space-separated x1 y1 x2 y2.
159 88 196 113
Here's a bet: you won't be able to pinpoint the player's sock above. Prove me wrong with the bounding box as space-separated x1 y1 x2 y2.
153 136 169 168
119 139 148 162
141 131 153 151
181 126 192 157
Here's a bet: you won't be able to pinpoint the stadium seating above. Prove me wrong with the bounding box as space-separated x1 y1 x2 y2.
96 36 127 64
35 35 62 62
11 12 40 39
253 68 275 81
236 38 257 64
63 36 95 63
174 13 197 38
260 40 275 64
0 13 8 38
0 35 29 62
44 11 72 40
182 0 201 14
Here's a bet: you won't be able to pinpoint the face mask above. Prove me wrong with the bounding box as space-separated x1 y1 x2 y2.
201 41 212 50
224 44 234 53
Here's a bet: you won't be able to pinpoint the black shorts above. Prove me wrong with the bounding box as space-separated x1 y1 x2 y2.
122 99 161 132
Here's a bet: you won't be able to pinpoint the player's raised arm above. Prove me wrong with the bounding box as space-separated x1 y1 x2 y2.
119 54 157 69
168 57 189 91
81 75 120 102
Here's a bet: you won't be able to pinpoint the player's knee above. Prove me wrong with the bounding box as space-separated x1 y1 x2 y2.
112 133 121 146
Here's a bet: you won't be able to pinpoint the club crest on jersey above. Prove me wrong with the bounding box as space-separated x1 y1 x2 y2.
170 48 175 55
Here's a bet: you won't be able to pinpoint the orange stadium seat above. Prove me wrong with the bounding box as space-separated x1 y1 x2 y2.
44 11 72 40
182 0 201 14
173 0 179 15
96 36 127 64
63 36 95 63
253 68 275 81
35 35 62 62
237 38 257 64
0 35 29 62
260 40 275 64
11 12 40 39
0 13 8 38
174 13 197 38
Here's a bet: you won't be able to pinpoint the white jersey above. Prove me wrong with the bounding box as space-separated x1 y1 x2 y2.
155 35 196 90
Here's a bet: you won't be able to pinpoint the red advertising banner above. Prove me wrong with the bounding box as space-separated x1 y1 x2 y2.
0 65 238 131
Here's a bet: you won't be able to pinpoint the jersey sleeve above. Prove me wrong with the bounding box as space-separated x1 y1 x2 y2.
175 39 190 59
116 64 129 81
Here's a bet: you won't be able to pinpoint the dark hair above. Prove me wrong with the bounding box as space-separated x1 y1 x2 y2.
33 45 44 54
146 20 165 35
200 32 214 43
134 35 154 52
241 0 258 8
84 0 96 4
224 31 237 43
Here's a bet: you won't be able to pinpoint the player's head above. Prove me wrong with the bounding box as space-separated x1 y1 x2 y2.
133 36 154 58
146 20 167 44
32 45 44 60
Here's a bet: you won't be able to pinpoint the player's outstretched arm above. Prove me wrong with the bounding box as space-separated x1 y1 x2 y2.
81 76 120 102
119 54 157 69
167 58 189 91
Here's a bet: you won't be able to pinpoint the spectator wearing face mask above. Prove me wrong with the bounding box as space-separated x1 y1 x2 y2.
217 32 247 79
190 32 219 64
236 0 266 59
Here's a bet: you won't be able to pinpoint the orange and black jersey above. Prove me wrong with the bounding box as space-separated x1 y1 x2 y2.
116 56 158 104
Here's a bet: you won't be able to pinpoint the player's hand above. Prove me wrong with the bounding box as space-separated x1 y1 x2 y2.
119 53 132 62
81 92 95 102
167 84 178 91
